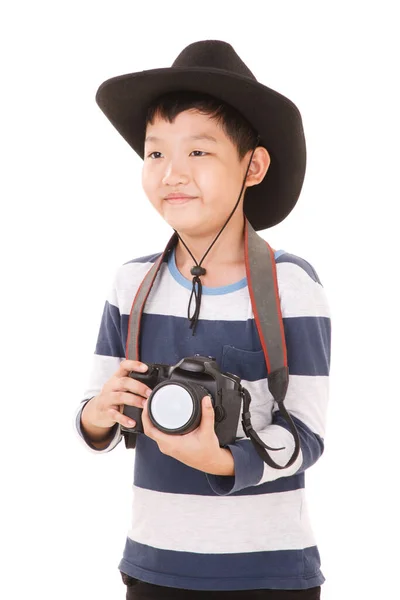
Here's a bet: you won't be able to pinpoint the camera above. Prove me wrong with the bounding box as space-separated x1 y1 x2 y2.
121 354 245 447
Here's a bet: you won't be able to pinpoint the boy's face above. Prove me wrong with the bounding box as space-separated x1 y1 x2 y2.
142 109 253 237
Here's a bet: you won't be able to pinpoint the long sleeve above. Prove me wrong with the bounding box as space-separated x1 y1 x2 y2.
207 255 331 495
74 269 125 454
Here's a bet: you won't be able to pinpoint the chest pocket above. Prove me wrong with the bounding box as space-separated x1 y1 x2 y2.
220 344 267 381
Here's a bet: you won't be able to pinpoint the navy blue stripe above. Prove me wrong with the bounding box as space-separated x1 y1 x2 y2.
206 437 264 495
134 433 305 496
119 539 324 590
120 313 331 377
94 301 125 358
273 412 324 472
136 314 264 375
276 253 322 285
94 303 330 376
283 316 331 375
94 308 331 376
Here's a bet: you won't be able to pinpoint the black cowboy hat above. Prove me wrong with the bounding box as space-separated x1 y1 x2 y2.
95 40 306 231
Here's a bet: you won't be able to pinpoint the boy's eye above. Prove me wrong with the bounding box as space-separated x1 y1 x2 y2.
147 150 208 159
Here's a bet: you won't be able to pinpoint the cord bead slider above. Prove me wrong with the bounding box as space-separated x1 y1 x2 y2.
190 265 206 277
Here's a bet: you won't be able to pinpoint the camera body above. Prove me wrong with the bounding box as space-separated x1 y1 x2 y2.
121 354 244 447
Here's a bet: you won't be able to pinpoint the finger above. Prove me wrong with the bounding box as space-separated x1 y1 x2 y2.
109 391 147 409
109 407 137 429
114 376 152 400
115 359 148 378
141 400 160 438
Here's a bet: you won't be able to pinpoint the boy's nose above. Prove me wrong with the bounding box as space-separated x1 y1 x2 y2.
162 162 189 186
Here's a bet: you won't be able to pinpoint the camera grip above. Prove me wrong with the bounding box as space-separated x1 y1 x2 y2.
128 366 160 388
121 366 160 434
215 389 243 447
122 404 144 433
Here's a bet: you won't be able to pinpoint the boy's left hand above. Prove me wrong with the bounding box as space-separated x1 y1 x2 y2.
141 395 235 475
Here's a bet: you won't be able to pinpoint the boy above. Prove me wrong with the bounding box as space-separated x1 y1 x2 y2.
75 40 331 599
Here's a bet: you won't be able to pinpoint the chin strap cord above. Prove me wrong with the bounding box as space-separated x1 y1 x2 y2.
175 135 260 335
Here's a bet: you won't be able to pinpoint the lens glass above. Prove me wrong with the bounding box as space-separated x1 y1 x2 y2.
150 384 194 430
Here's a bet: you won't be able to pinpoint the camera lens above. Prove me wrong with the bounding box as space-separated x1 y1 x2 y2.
148 381 210 434
150 384 194 430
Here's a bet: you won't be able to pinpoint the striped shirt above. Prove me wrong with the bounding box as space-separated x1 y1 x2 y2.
75 244 331 591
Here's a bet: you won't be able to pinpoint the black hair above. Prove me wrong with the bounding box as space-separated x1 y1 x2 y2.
145 90 258 160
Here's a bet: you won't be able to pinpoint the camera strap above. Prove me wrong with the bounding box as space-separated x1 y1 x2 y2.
240 222 301 468
123 218 301 469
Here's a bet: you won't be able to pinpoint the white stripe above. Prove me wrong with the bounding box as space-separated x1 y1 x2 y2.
117 262 252 321
76 354 124 453
235 374 327 439
258 427 304 484
116 258 331 322
234 378 274 439
82 354 123 398
277 262 331 318
236 374 327 484
284 374 329 438
128 486 315 553
110 260 155 307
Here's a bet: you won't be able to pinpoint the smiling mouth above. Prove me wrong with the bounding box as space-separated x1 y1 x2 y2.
165 196 197 204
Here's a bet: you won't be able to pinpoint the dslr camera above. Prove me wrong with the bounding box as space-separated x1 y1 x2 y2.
121 354 246 447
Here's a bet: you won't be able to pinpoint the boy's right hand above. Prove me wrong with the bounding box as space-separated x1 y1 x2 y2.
81 360 152 433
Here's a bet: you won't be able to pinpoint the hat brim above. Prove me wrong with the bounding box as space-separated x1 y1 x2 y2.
95 67 306 231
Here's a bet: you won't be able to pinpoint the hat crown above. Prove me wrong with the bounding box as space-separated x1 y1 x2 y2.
172 40 256 81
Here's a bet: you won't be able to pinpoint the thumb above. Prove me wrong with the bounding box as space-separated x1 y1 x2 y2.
200 395 214 426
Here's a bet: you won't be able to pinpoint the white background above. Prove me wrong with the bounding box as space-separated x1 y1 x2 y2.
2 1 399 599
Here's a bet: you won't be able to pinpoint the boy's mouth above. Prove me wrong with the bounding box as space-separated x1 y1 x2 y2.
165 195 197 204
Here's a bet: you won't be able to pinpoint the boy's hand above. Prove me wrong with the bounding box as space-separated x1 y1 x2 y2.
141 395 235 476
81 359 152 434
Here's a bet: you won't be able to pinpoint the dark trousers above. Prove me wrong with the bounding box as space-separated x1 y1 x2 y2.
121 572 321 600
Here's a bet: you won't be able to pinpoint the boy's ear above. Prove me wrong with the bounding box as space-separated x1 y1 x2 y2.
245 147 271 188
